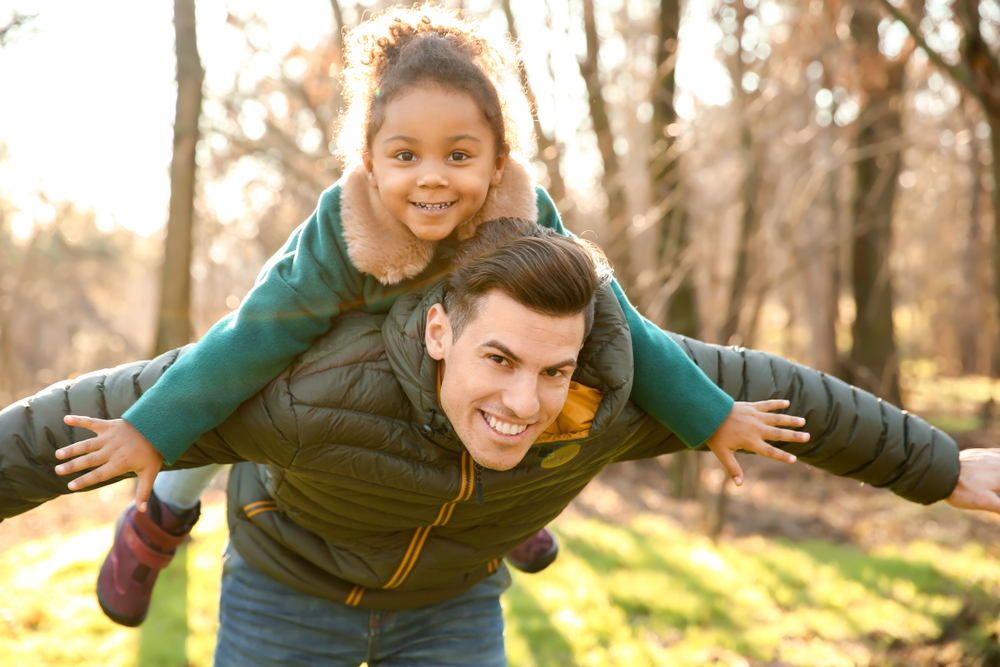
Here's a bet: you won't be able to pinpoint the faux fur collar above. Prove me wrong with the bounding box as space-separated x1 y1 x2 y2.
338 159 539 285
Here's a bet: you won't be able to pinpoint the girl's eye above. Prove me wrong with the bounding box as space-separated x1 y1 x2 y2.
395 151 416 162
448 151 469 161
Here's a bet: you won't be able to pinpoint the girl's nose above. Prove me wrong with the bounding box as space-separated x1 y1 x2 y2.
416 166 447 188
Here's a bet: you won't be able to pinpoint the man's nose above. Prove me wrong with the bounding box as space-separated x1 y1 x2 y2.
503 373 540 420
416 164 448 188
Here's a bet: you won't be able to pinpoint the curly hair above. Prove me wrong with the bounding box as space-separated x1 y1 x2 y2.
335 4 533 167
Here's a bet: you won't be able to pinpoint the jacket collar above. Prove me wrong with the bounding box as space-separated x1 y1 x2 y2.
381 282 635 455
338 159 539 285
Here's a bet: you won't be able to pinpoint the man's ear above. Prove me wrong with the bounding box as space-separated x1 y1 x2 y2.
491 152 507 186
362 151 377 188
425 303 452 360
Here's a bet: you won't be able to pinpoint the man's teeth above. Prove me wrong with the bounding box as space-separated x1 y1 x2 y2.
415 202 452 210
484 412 527 436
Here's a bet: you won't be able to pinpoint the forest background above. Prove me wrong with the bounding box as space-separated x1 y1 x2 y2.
3 0 1000 665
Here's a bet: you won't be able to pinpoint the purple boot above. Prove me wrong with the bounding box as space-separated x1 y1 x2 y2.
96 492 200 627
506 528 559 573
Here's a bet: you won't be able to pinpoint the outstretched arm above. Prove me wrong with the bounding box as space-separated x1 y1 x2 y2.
947 449 1000 513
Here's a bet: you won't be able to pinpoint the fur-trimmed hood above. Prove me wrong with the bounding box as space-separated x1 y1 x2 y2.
338 159 539 285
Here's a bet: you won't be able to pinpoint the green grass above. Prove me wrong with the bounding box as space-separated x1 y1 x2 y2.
2 508 998 666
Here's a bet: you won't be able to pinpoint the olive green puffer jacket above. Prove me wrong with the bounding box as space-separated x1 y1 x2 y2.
0 283 960 610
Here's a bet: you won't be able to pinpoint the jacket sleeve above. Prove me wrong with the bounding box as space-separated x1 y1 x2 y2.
0 348 249 522
122 186 364 465
624 335 960 505
535 187 734 447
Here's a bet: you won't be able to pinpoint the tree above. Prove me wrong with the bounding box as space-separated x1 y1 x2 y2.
154 0 205 356
847 0 907 406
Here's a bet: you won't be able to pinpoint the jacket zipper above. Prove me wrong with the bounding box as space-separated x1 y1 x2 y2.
474 462 484 505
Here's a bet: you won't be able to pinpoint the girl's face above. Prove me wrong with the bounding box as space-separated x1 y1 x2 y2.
362 84 506 241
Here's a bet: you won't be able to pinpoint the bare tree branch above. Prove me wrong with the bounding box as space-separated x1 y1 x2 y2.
870 0 978 97
0 11 38 47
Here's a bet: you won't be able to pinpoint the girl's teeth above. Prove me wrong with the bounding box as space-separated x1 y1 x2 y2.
416 202 451 210
484 412 526 436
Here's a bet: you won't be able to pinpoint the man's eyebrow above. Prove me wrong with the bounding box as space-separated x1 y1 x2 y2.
481 340 578 371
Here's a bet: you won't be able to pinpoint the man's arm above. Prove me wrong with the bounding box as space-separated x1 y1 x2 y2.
655 334 961 505
0 349 246 522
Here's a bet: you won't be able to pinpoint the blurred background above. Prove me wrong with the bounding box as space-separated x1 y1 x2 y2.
4 1 1000 664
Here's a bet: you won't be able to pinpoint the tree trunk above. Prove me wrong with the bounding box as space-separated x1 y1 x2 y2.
579 0 625 264
154 0 204 356
849 6 904 407
500 0 565 203
654 0 700 337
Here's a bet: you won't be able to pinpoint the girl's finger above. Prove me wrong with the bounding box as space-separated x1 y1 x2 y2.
64 415 109 433
715 450 744 486
61 452 110 487
135 469 158 513
55 437 101 461
765 413 806 428
752 400 791 413
745 440 797 464
66 461 115 491
768 426 810 444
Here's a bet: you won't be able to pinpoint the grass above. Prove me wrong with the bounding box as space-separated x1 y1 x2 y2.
2 505 998 666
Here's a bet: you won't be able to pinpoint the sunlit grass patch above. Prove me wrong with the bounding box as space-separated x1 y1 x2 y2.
503 514 1000 666
0 504 226 667
3 505 997 666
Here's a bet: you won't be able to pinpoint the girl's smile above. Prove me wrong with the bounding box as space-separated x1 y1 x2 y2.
363 84 506 241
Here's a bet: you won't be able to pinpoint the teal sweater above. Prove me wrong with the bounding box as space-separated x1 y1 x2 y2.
124 184 733 464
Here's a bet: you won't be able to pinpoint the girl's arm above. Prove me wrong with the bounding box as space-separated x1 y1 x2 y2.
58 185 364 496
121 187 363 466
535 188 734 447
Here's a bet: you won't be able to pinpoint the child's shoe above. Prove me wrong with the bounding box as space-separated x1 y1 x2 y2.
506 528 559 573
96 491 200 627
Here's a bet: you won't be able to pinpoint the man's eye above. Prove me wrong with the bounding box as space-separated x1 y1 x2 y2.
395 151 416 162
544 369 563 378
488 355 508 366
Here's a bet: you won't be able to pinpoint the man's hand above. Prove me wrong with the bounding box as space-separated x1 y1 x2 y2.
704 400 809 486
946 448 1000 513
55 416 164 513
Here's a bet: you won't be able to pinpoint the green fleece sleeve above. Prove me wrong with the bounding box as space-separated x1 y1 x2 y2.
122 187 365 464
535 187 734 447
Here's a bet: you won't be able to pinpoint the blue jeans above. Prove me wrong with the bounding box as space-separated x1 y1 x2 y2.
213 545 511 667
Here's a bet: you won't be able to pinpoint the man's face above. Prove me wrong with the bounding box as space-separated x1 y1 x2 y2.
425 291 586 471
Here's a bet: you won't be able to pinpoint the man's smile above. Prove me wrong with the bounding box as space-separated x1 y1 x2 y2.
480 410 531 437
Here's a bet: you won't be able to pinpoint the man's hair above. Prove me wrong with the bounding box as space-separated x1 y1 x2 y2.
443 219 612 340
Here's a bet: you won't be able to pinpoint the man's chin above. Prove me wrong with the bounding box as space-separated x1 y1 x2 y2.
467 446 527 471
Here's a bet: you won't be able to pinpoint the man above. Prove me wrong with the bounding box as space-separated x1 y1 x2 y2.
1 220 998 666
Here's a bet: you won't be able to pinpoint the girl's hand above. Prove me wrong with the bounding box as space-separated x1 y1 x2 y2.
55 416 163 512
704 400 808 486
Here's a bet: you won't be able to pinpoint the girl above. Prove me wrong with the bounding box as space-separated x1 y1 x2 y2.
56 5 804 627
